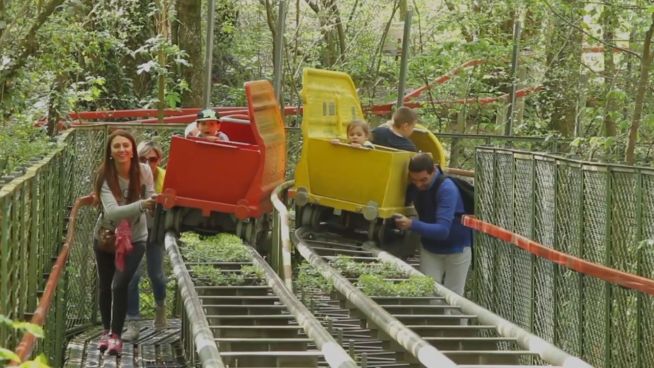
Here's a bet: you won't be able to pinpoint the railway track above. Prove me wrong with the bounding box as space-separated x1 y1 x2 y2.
167 232 356 368
292 227 584 368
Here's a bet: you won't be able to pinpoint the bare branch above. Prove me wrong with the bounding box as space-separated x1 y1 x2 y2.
303 0 319 14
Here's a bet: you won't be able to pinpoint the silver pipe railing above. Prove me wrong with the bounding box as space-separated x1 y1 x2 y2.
293 228 458 368
270 180 294 289
165 232 225 368
367 244 593 368
247 246 358 368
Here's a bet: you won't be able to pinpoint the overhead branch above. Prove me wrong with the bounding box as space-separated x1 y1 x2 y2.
304 0 319 14
0 0 65 85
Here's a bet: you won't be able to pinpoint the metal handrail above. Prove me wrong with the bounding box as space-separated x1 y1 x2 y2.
247 247 358 368
270 180 294 289
463 216 654 296
164 232 225 368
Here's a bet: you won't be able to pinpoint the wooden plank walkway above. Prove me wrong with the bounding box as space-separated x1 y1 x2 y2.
64 319 186 368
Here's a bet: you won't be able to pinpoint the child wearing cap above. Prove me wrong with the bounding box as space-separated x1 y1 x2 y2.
185 109 230 142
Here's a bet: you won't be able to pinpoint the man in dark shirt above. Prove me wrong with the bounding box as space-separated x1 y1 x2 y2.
394 153 472 296
371 106 418 151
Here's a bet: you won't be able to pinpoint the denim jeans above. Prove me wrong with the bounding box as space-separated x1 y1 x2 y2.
94 240 146 335
126 241 167 319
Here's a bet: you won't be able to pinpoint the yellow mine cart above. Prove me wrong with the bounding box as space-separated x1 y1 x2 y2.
294 68 446 226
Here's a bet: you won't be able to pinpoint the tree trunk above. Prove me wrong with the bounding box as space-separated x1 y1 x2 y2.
540 0 583 138
304 0 345 67
174 0 203 107
625 13 654 165
157 0 170 120
601 1 618 137
399 0 407 21
0 0 6 40
47 75 67 137
329 0 346 58
263 0 278 75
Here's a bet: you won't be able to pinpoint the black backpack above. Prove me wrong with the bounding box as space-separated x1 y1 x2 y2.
433 174 474 214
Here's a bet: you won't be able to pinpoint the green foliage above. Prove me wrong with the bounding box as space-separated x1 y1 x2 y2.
330 255 406 279
328 256 433 297
357 274 434 297
190 263 264 286
240 264 265 280
180 232 249 262
180 232 263 287
137 252 177 319
0 120 52 177
190 265 227 285
133 35 190 108
0 315 49 367
295 262 332 294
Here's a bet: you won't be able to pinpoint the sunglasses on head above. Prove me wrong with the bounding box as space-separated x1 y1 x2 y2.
139 156 159 163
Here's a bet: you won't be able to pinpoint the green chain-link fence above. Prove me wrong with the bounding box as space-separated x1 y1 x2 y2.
435 133 568 170
470 147 654 368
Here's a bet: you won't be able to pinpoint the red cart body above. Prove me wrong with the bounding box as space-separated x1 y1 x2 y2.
158 80 286 220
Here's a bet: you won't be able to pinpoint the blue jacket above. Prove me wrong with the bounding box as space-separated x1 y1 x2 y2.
406 170 472 254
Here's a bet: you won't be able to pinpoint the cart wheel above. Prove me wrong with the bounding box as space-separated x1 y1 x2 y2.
298 204 314 227
309 205 324 230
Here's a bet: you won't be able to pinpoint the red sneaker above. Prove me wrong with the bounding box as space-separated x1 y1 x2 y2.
106 334 123 356
97 331 110 352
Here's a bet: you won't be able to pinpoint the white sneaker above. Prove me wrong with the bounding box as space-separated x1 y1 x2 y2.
122 320 140 342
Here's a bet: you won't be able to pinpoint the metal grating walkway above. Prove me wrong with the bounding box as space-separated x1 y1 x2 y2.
63 319 186 368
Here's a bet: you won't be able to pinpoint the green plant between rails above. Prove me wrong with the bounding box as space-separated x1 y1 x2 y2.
180 232 249 262
357 274 434 297
189 264 265 286
331 256 434 297
330 255 406 279
180 232 265 287
295 262 333 295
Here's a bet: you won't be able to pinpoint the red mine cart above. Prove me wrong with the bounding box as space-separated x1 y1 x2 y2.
153 80 286 245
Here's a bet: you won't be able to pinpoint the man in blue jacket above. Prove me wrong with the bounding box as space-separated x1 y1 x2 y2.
394 153 472 296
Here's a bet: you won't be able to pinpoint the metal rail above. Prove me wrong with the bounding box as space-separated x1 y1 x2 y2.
270 180 294 289
177 233 357 367
165 232 225 368
367 243 593 367
247 246 357 368
294 228 458 368
293 228 584 367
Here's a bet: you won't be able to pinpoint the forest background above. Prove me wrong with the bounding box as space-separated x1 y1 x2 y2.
1 0 653 175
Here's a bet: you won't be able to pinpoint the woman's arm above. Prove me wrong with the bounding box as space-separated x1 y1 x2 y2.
100 181 143 221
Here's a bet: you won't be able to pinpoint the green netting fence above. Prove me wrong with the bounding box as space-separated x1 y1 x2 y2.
0 124 184 365
469 147 654 368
